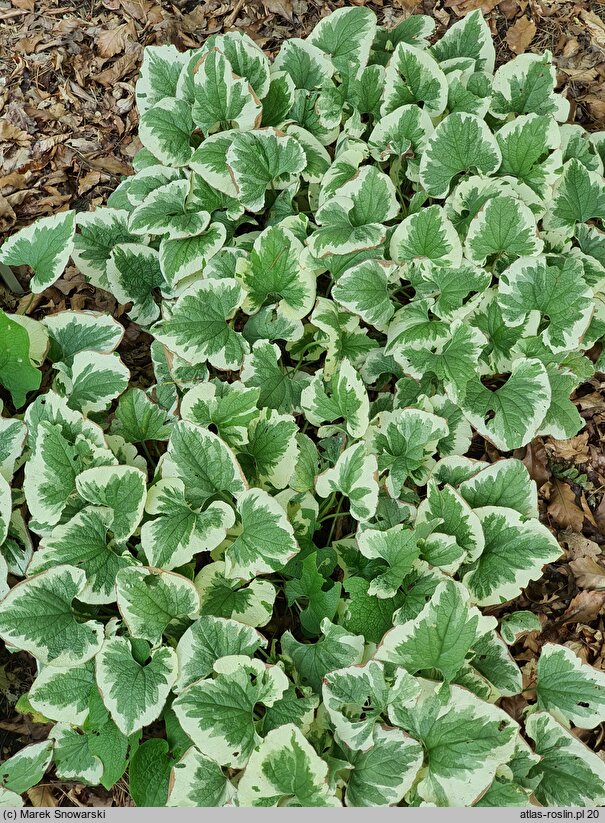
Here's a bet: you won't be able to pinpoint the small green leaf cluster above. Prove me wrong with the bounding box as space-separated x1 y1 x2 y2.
1 6 605 808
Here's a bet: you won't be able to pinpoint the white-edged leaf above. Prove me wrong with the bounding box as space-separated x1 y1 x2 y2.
192 49 261 134
96 635 178 735
139 96 194 167
43 310 124 366
462 506 562 606
29 662 96 725
195 561 276 628
0 565 103 666
316 442 379 522
106 243 164 326
116 567 199 645
526 711 605 806
419 113 501 199
382 42 448 118
0 211 75 293
75 465 146 541
301 359 369 439
167 747 235 807
141 478 235 571
175 615 266 693
153 278 247 370
376 580 496 682
536 643 605 729
224 488 299 580
390 205 462 267
173 656 288 768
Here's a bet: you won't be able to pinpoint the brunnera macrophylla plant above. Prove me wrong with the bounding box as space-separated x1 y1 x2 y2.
1 6 605 808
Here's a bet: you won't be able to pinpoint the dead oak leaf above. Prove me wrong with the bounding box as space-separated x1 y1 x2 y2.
547 479 585 531
506 15 537 54
546 432 590 463
561 529 602 561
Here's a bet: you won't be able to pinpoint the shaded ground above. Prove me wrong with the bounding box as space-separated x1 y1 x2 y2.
1 0 605 806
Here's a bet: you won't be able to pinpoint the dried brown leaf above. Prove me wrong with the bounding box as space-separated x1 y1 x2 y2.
0 193 16 232
561 590 605 624
27 786 58 807
96 24 129 58
561 530 602 561
547 480 584 531
546 432 590 462
263 0 294 21
570 556 605 590
506 15 536 54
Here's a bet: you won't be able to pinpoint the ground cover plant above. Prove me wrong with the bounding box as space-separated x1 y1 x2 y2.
1 4 605 807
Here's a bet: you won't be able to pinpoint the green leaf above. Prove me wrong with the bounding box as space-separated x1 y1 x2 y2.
536 643 605 728
163 421 246 508
344 726 423 807
316 442 379 522
341 577 404 644
168 747 235 807
389 679 517 806
129 739 172 807
227 129 307 213
172 656 288 768
116 567 199 645
0 565 103 665
282 618 364 693
377 580 496 682
0 310 42 408
526 712 605 806
96 636 178 735
224 488 299 580
153 278 247 370
237 723 339 807
419 113 501 199
285 551 342 635
141 478 234 571
308 6 376 76
0 741 53 794
238 224 315 320
0 210 75 293
175 614 265 693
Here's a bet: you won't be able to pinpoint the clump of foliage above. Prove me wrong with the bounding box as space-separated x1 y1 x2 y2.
1 6 605 807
